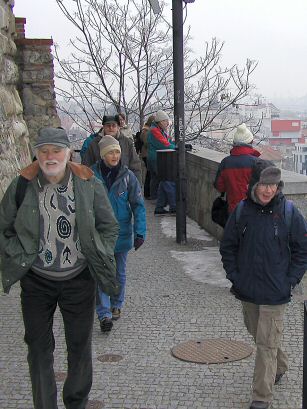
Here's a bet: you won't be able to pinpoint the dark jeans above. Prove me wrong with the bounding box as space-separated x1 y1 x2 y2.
156 181 176 211
20 268 96 409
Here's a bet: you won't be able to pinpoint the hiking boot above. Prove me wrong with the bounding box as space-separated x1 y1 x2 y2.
275 371 286 384
154 208 169 215
111 308 121 321
250 401 271 409
99 317 113 332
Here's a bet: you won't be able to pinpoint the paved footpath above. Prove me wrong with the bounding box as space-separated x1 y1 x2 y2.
0 200 304 409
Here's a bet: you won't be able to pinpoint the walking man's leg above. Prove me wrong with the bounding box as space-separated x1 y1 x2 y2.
20 271 59 409
60 268 95 409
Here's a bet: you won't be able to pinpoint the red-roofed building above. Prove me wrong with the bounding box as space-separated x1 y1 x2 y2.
269 119 304 146
258 145 283 167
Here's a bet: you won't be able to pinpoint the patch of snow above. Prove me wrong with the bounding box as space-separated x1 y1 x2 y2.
160 215 229 288
160 216 214 241
170 248 230 288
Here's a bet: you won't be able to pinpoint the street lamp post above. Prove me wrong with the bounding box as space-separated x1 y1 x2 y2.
148 0 189 244
172 0 186 244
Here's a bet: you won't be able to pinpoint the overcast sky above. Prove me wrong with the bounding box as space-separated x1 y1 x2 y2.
13 0 307 100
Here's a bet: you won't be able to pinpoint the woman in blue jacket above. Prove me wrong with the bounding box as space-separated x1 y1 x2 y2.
92 135 146 332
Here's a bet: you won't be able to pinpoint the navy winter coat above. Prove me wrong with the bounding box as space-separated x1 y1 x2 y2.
220 193 307 305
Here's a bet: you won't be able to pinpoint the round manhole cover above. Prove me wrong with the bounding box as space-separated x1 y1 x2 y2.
171 339 254 364
55 371 67 382
97 354 123 363
86 400 104 409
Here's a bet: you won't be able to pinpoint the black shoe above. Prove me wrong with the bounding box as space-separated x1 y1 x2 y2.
274 371 286 384
154 208 169 215
250 401 271 409
111 308 121 321
169 208 176 214
100 317 113 332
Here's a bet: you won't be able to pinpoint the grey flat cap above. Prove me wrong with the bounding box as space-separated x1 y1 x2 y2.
33 127 71 149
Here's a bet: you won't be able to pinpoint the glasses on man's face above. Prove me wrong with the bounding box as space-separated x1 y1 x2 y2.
258 183 278 190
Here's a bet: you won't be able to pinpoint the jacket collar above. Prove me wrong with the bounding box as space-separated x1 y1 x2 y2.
230 145 260 157
19 161 94 181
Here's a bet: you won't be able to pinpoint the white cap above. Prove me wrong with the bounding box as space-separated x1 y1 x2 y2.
155 110 170 122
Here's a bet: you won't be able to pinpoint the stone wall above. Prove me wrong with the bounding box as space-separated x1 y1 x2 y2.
186 148 307 240
0 5 61 200
15 18 60 144
0 0 31 198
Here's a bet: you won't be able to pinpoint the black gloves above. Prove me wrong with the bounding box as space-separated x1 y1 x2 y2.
134 235 144 251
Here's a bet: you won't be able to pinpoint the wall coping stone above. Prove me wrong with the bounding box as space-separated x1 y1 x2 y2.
15 38 53 46
188 148 307 195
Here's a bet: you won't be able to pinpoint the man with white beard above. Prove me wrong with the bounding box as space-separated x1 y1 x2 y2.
0 127 119 409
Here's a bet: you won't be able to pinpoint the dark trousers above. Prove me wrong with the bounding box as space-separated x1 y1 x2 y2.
142 157 151 198
149 171 159 200
20 268 96 409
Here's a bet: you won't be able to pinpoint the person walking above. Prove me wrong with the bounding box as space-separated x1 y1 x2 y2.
0 127 119 409
220 159 307 409
147 110 175 211
118 112 134 139
82 115 142 183
139 114 156 199
92 135 146 332
80 126 103 161
214 123 260 215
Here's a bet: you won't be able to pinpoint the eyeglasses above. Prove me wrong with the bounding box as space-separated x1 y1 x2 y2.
258 183 278 190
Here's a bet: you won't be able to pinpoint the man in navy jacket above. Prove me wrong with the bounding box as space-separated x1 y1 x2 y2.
220 159 307 409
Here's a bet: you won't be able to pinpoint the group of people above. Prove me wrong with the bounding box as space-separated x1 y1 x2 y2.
2 116 307 409
0 108 176 409
214 123 307 409
82 109 177 216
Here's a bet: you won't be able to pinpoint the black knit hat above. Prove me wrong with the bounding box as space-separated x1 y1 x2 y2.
102 115 120 126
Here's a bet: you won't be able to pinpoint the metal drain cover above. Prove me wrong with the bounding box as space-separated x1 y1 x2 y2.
171 339 253 364
97 354 123 363
86 400 104 409
55 371 66 382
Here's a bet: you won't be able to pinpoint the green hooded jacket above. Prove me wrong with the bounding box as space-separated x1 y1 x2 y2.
0 161 119 295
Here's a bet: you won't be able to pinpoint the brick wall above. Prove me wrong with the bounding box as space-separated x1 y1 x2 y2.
15 22 60 144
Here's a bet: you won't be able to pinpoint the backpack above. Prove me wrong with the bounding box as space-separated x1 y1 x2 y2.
211 193 228 228
15 175 29 209
235 199 294 233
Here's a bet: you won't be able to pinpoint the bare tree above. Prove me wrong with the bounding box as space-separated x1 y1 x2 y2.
55 0 172 131
55 0 259 139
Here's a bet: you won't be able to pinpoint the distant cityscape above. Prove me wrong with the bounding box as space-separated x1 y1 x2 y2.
58 96 307 175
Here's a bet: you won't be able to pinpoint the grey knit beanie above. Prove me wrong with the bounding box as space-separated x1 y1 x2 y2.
98 135 121 157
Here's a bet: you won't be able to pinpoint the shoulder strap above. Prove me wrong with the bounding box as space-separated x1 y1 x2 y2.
284 199 294 233
235 200 245 224
15 175 29 209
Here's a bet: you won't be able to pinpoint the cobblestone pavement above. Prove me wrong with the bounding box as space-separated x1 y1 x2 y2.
0 201 304 409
